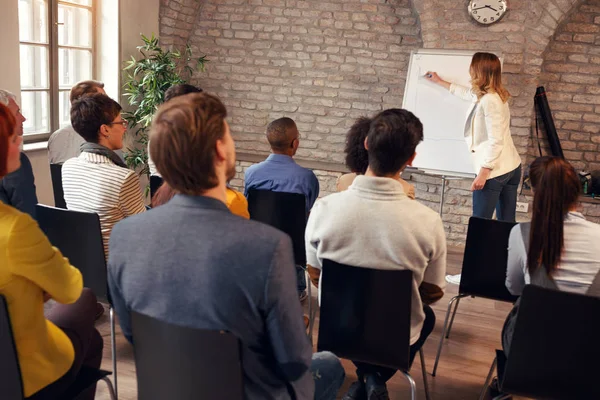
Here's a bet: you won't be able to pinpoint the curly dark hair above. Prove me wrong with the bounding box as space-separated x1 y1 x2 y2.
344 117 372 174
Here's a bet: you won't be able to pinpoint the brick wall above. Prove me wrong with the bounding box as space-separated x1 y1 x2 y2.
188 0 421 162
159 0 600 245
541 1 600 171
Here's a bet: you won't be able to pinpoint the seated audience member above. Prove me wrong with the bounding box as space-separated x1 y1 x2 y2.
337 116 416 199
244 117 319 213
108 93 344 400
152 181 250 218
0 89 38 219
305 109 447 400
62 94 146 256
244 117 320 300
148 83 203 177
0 103 102 400
47 80 119 164
503 156 600 355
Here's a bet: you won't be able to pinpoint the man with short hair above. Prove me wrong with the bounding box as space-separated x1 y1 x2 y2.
0 89 38 219
48 80 107 164
305 109 447 400
244 117 320 300
244 117 319 213
108 93 344 400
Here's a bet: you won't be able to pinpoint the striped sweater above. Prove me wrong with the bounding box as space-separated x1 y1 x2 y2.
62 152 146 256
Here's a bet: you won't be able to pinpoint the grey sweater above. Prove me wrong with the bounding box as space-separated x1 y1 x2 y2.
108 194 314 399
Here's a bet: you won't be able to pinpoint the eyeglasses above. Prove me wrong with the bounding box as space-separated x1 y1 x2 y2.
108 120 128 127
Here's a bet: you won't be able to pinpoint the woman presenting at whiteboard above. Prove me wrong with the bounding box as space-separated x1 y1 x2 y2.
425 52 521 222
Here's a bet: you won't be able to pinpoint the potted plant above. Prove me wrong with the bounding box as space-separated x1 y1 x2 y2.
122 33 207 193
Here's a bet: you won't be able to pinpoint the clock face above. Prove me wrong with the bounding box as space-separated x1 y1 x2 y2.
468 0 507 25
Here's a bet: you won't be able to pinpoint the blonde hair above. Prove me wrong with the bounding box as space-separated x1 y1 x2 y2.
469 52 510 103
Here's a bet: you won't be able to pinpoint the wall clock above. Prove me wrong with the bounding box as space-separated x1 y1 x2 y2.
468 1 508 25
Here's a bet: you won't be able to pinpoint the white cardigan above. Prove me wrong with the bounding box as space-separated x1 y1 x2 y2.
450 83 521 179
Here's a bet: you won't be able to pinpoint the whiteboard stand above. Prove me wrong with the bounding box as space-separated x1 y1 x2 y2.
439 176 447 217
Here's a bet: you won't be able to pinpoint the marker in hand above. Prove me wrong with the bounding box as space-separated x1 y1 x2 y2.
426 73 433 78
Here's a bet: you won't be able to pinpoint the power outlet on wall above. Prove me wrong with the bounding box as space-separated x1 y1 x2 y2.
516 202 529 213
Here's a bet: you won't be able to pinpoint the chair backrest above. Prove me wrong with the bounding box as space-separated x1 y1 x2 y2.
35 205 108 301
50 164 67 209
0 295 25 400
247 189 307 266
459 217 519 302
317 259 413 372
502 285 600 399
131 312 243 400
149 176 163 200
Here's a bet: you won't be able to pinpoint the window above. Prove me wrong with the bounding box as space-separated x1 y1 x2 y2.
18 0 94 142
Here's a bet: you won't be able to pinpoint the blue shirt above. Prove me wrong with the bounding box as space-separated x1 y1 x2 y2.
244 154 319 213
0 153 38 220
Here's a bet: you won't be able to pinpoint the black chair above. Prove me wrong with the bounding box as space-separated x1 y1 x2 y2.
49 164 66 209
35 204 119 396
247 189 307 266
149 175 163 200
247 189 315 339
132 311 243 400
0 295 116 400
432 217 518 376
480 285 600 400
318 260 431 400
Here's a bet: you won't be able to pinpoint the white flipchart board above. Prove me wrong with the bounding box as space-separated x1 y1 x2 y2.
402 49 501 178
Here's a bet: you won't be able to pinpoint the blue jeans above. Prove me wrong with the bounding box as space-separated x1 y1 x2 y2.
311 351 346 400
296 265 307 293
472 165 522 222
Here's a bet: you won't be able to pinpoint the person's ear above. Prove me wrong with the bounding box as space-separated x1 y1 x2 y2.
364 137 369 150
99 124 110 138
215 138 227 163
406 152 417 167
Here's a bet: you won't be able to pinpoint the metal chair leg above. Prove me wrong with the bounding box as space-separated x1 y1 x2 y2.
492 395 511 400
400 371 417 400
419 348 432 400
101 376 118 400
432 295 462 377
306 269 313 344
445 296 462 339
478 356 497 400
110 307 118 399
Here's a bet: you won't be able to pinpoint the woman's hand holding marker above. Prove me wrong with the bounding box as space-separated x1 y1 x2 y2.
424 71 451 90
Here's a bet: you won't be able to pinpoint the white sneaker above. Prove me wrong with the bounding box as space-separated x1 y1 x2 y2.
445 274 462 285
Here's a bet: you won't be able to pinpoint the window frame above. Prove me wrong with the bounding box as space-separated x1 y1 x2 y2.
19 0 96 144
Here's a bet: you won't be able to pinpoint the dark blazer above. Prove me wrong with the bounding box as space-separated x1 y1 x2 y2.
108 194 314 399
0 152 38 219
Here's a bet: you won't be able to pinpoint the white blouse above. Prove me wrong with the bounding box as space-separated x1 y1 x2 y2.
449 83 521 179
506 212 600 295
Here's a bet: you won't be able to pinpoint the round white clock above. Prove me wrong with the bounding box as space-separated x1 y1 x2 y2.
468 0 508 25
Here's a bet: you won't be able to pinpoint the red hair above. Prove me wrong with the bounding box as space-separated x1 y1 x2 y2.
0 103 16 177
151 182 176 208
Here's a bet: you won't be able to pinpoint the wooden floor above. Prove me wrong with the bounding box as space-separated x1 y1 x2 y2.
94 246 512 399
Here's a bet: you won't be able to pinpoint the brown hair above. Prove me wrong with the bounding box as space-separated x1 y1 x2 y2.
0 103 16 177
150 92 228 195
151 182 176 207
70 80 105 104
528 156 581 275
71 93 122 143
164 84 202 102
367 109 423 176
469 52 510 103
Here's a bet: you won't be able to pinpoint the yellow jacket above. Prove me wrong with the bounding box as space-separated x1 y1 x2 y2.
226 188 250 219
0 203 83 397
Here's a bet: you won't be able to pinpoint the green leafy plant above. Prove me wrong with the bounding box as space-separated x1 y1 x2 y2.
122 33 207 183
